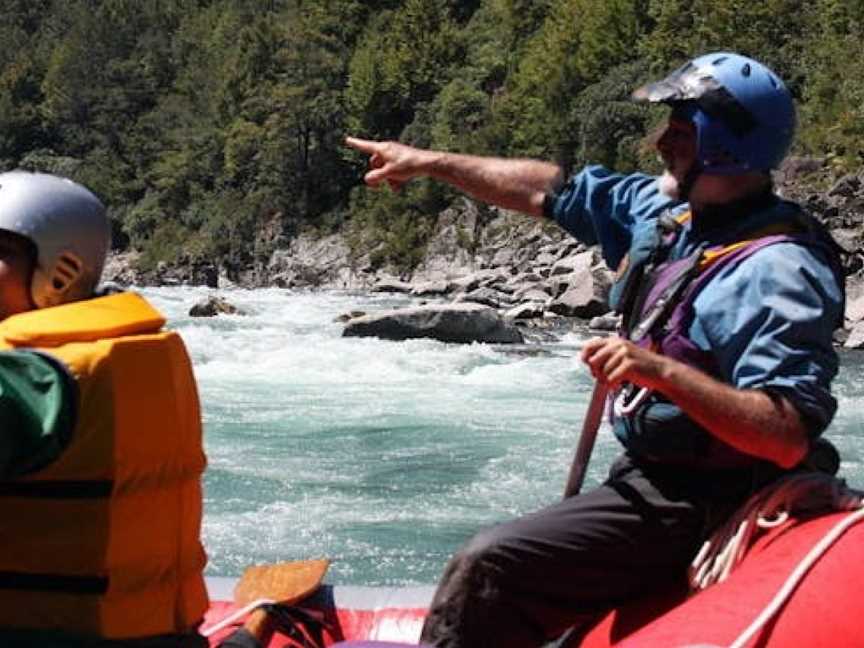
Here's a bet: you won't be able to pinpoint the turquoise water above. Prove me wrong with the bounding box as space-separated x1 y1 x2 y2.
141 287 864 587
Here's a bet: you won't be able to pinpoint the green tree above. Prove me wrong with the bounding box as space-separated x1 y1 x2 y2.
568 60 655 173
797 0 864 167
345 0 462 139
639 0 809 81
496 0 649 160
0 55 46 165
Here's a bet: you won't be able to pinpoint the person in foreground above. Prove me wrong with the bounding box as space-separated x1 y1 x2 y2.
346 52 845 647
0 171 209 647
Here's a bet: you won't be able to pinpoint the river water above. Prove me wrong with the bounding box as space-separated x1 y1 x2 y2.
141 286 864 587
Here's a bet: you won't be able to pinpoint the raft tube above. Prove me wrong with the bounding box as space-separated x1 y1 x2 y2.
204 579 432 646
582 509 864 647
205 510 864 647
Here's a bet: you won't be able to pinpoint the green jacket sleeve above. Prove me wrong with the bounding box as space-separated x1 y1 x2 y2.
0 350 77 479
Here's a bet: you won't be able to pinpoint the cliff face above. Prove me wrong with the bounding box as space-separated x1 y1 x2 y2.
102 163 856 293
774 160 864 275
102 158 864 347
104 157 864 289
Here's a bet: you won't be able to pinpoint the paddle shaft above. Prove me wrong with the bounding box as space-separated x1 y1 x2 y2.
563 381 608 498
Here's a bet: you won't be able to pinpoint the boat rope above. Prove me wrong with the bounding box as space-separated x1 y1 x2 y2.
727 506 864 648
689 472 862 591
687 472 864 647
199 597 275 637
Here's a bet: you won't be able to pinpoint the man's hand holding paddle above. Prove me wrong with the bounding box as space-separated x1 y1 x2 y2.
581 336 669 392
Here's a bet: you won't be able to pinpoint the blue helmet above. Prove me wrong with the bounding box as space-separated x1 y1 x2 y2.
632 52 796 175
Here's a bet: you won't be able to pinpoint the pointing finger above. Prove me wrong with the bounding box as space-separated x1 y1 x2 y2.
345 136 379 154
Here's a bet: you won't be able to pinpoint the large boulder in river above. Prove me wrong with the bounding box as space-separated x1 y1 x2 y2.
844 321 864 349
342 303 524 344
371 277 414 294
189 296 245 317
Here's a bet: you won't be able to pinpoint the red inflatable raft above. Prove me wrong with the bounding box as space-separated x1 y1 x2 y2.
203 509 864 647
203 579 431 646
583 509 864 647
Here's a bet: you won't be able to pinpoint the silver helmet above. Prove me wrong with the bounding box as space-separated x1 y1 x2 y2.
0 171 109 308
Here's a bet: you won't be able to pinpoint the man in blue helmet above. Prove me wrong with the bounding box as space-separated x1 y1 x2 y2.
346 52 844 647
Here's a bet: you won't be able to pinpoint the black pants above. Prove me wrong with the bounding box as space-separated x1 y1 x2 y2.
419 454 764 648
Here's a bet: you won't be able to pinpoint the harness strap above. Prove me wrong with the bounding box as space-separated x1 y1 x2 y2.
0 480 113 498
616 211 691 338
0 572 108 594
630 243 706 343
615 223 801 420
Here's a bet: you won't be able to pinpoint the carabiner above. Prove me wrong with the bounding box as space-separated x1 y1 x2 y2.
613 385 652 417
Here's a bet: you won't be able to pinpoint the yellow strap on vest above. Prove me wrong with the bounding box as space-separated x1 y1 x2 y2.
0 292 165 347
699 223 796 270
700 239 755 269
669 209 795 272
664 211 749 270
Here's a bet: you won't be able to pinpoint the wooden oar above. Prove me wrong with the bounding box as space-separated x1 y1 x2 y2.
233 558 330 640
234 558 330 606
563 381 608 498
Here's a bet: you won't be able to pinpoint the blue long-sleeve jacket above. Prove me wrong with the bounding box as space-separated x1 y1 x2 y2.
547 166 843 443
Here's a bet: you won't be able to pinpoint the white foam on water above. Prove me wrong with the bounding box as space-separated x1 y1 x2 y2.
138 287 864 585
137 287 593 582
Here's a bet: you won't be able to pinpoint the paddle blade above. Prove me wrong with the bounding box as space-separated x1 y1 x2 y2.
234 558 330 606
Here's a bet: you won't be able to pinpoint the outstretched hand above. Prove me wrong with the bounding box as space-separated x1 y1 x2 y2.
581 336 669 391
345 136 434 191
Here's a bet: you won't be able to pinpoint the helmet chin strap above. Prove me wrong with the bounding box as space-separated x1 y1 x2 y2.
678 163 702 203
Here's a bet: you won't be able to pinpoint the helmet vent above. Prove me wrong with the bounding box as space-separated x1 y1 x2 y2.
52 252 83 291
712 56 728 65
742 63 751 77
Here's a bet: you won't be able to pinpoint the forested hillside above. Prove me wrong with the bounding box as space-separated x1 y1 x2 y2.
2 0 863 277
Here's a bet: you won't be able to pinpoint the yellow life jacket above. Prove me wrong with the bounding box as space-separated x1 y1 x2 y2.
0 292 208 639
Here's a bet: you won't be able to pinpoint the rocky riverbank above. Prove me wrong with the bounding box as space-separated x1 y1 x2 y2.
103 158 864 346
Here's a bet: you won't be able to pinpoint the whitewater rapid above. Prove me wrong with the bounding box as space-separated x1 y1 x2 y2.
141 286 864 586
